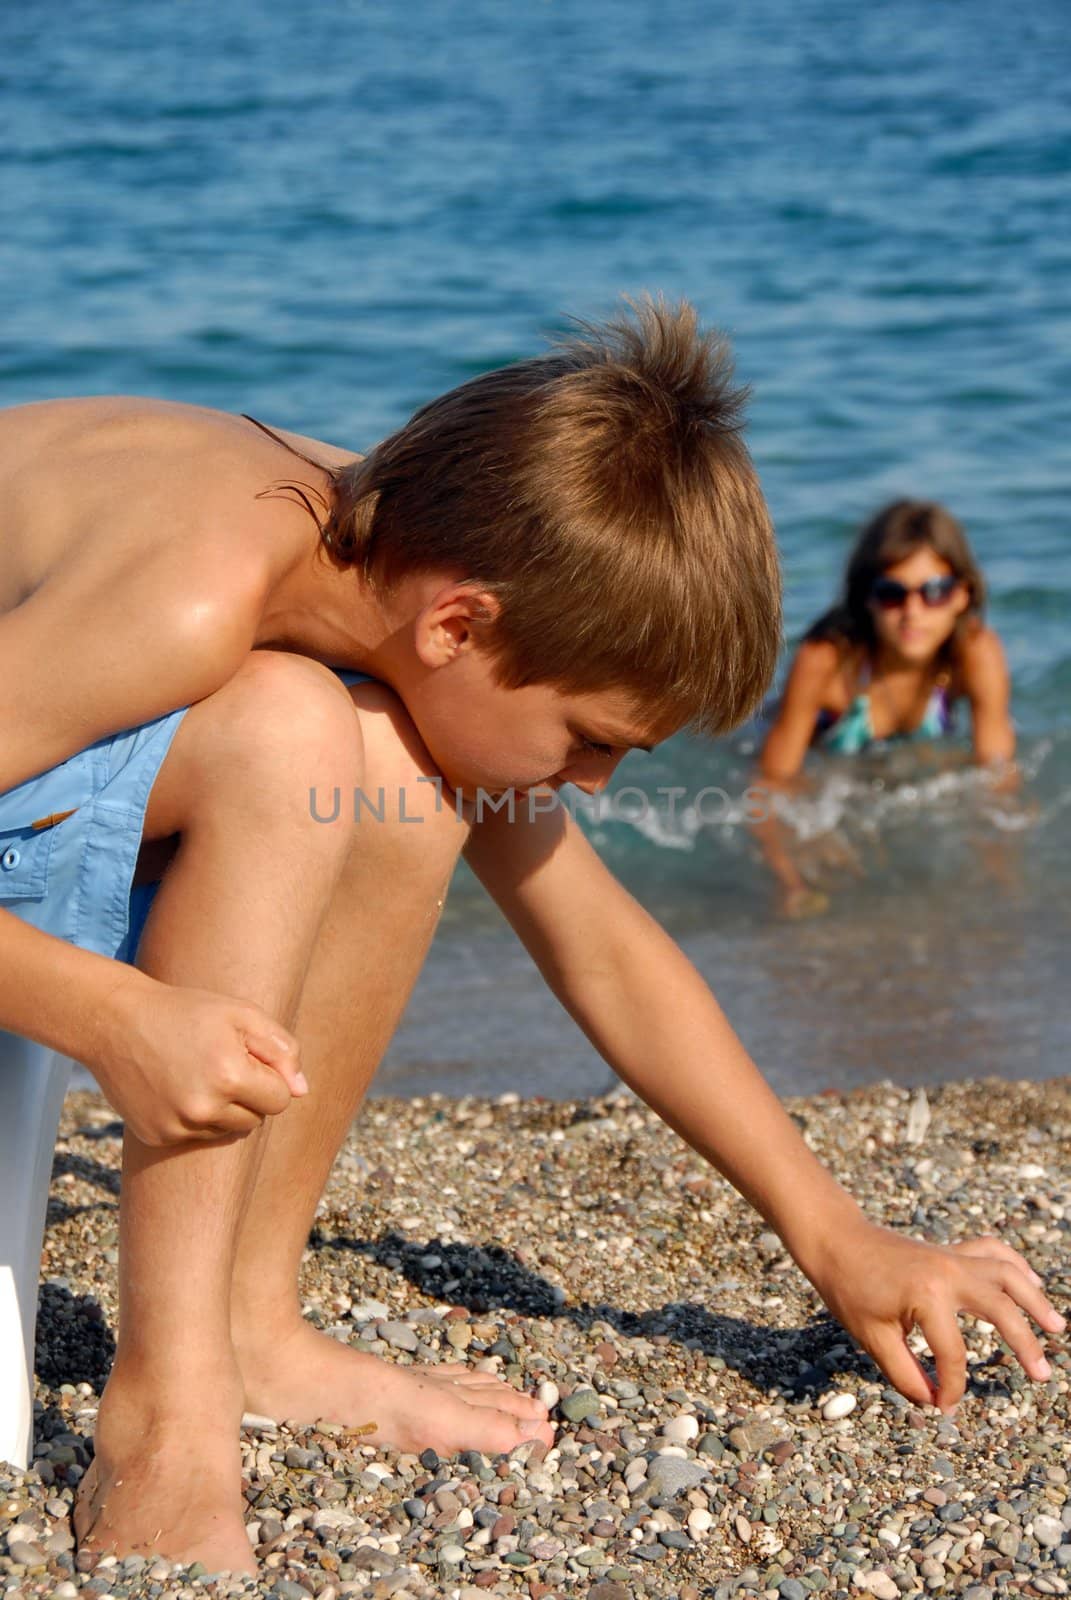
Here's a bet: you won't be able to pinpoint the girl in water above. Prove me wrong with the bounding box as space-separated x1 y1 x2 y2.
757 499 1015 915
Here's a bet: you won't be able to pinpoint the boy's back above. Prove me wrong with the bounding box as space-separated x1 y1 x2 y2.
0 395 358 614
0 398 366 794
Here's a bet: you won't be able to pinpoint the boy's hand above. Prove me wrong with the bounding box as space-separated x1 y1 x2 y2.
87 971 308 1147
809 1217 1066 1413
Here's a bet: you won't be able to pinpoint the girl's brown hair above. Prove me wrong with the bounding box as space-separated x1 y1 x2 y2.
806 499 985 669
267 298 781 735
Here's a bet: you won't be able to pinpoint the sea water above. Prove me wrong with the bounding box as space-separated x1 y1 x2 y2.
3 0 1068 1095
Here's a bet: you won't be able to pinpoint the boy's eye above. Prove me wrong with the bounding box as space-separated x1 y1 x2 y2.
577 736 616 758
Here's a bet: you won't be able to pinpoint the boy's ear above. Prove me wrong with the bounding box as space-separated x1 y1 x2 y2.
414 583 502 668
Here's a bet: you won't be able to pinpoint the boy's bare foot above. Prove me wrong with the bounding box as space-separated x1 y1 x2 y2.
73 1367 255 1576
236 1322 556 1454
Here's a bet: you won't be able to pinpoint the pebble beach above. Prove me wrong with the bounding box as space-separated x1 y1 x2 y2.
2 1077 1068 1600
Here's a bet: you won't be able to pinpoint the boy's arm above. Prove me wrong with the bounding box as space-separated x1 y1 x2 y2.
464 802 1065 1410
0 535 267 794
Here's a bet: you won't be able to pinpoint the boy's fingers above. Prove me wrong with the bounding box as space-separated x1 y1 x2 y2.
177 1107 263 1142
917 1308 968 1413
234 1057 295 1119
986 1301 1051 1382
952 1237 1045 1288
867 1328 937 1409
241 1025 309 1096
993 1263 1067 1334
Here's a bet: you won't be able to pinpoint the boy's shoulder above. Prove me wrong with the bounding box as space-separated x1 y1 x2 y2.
0 398 320 621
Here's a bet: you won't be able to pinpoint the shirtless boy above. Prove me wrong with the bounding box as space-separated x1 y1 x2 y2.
0 302 1062 1573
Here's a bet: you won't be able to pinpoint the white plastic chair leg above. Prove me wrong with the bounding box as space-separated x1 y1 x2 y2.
0 1036 71 1469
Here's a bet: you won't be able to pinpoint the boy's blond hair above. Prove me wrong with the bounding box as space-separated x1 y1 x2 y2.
322 298 781 734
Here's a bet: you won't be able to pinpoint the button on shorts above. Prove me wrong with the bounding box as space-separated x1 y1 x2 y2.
0 667 371 969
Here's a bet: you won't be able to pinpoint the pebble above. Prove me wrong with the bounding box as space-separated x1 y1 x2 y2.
856 1572 899 1600
822 1392 858 1420
1034 1514 1065 1548
729 1416 791 1455
380 1320 419 1352
349 1298 391 1322
6 1541 47 1566
662 1412 699 1443
559 1389 601 1423
645 1455 710 1497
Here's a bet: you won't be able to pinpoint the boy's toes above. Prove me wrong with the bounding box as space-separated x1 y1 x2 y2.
477 1412 557 1455
431 1369 549 1420
471 1385 548 1422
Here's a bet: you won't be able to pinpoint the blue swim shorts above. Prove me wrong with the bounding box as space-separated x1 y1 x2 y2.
0 667 371 970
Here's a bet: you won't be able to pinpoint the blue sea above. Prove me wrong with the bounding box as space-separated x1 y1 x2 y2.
3 0 1069 1097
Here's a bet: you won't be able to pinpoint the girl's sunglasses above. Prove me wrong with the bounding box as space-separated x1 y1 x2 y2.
870 574 960 610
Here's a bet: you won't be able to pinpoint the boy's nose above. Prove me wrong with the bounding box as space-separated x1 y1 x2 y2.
561 752 627 795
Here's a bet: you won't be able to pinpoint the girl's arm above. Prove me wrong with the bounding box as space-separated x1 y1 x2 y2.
960 626 1016 765
754 641 838 912
757 638 839 782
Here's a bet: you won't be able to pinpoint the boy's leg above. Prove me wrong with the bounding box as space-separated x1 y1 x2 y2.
229 684 554 1454
74 653 365 1571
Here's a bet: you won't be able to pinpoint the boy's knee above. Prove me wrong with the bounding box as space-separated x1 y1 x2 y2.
147 652 367 852
198 650 365 787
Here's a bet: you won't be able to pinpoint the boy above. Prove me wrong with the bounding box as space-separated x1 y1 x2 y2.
0 301 1061 1574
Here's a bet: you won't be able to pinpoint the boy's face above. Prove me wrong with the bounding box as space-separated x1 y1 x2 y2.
410 665 673 798
389 577 681 797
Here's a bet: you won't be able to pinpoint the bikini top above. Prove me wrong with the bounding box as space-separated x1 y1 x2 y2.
813 658 956 755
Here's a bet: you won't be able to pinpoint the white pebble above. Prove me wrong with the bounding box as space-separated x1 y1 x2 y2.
537 1380 560 1409
687 1508 714 1537
1033 1514 1064 1548
349 1298 391 1322
1018 1163 1047 1180
439 1543 465 1563
735 1513 752 1542
822 1392 857 1420
241 1411 277 1433
856 1572 898 1600
663 1413 699 1443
